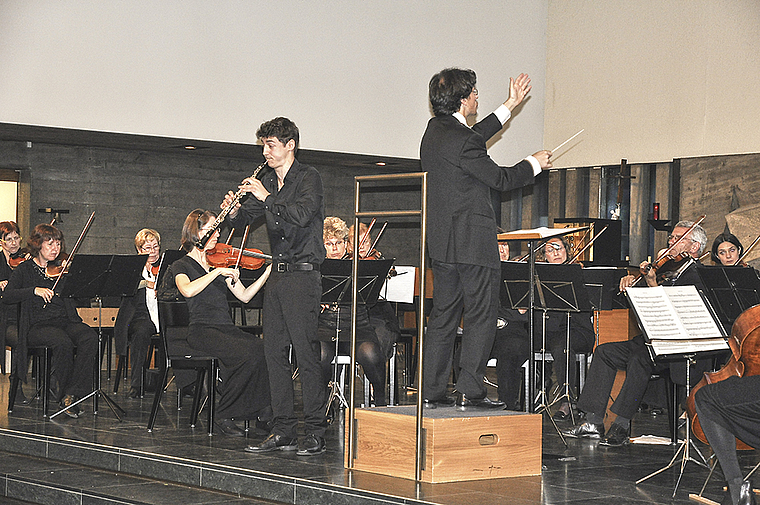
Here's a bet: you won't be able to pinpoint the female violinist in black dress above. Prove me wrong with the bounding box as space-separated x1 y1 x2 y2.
171 209 272 436
3 224 98 418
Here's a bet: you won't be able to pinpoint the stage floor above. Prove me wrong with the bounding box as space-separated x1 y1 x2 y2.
0 372 757 505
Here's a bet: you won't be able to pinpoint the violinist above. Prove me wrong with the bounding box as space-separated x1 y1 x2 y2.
318 217 386 406
565 220 712 447
170 209 272 437
491 236 594 416
113 229 162 398
0 221 30 403
711 232 745 266
3 224 98 418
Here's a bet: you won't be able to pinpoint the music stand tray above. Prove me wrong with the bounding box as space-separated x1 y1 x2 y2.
50 254 146 420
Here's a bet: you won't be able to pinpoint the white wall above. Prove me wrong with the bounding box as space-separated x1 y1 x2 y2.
545 0 760 167
0 0 548 165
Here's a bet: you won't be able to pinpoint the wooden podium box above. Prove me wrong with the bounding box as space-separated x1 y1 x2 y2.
346 406 542 483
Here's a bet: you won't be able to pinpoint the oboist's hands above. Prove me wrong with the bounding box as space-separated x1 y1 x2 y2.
222 177 271 219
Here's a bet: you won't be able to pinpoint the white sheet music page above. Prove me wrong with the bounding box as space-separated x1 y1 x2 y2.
625 286 688 340
664 285 723 339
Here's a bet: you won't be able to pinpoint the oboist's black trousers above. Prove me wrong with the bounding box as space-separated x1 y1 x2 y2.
263 270 326 439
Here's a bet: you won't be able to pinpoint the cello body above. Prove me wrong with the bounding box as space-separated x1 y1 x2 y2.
686 304 760 449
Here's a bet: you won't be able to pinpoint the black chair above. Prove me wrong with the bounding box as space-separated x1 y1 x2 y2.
147 301 218 435
8 346 52 417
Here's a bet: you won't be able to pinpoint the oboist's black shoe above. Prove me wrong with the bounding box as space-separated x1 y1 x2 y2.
599 423 630 447
423 396 455 409
296 434 326 456
245 434 298 453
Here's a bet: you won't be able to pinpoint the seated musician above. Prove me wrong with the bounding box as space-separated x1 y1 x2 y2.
710 232 744 266
347 220 401 364
695 375 759 505
3 224 98 418
564 220 713 446
0 221 30 403
318 217 387 406
493 236 594 416
489 238 529 410
113 229 162 398
170 209 272 437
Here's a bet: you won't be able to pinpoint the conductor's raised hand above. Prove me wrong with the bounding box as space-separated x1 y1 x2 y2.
532 150 553 170
504 73 532 111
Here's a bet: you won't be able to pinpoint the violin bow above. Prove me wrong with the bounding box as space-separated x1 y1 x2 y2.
568 225 609 264
357 218 376 257
46 211 95 305
231 225 250 286
737 234 760 265
367 221 388 256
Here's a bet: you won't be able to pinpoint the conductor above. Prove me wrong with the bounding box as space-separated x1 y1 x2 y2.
421 67 552 409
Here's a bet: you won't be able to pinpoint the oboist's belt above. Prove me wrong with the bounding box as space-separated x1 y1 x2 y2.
274 261 319 273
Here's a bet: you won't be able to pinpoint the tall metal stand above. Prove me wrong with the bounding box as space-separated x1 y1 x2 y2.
636 354 709 497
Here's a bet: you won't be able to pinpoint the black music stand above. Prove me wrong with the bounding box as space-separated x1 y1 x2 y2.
696 264 760 329
320 259 393 414
49 254 146 421
502 261 592 443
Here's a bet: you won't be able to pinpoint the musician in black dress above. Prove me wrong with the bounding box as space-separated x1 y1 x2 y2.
3 224 98 418
172 209 272 437
318 217 386 406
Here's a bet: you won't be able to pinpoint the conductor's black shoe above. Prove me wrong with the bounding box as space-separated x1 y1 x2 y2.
296 434 326 456
217 418 245 437
127 387 140 399
563 421 605 439
599 423 630 447
423 396 455 409
553 402 571 421
455 392 505 410
244 434 298 453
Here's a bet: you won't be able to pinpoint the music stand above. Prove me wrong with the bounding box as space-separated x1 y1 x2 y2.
696 264 760 329
320 258 393 414
502 261 592 443
49 254 146 420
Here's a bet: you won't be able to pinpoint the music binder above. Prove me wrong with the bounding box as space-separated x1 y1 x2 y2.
625 285 729 356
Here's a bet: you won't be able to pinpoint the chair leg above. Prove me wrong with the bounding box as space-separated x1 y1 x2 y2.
189 368 206 427
41 348 50 418
207 359 217 436
147 364 170 432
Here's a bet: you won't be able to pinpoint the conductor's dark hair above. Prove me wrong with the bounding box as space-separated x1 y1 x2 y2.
710 232 744 265
429 68 477 116
257 117 299 151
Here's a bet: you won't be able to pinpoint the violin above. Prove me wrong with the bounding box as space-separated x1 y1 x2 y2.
686 304 760 450
45 253 70 280
8 250 30 269
205 243 271 270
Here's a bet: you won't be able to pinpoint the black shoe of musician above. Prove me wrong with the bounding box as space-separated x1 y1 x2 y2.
296 434 326 456
552 402 571 421
217 418 245 437
245 434 298 453
16 383 32 405
423 396 455 409
455 392 505 410
563 421 605 439
732 479 757 505
59 395 80 419
599 423 630 447
127 387 140 399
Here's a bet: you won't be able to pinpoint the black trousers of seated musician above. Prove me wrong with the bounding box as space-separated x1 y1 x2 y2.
263 269 327 439
27 320 98 399
577 335 711 420
126 318 154 390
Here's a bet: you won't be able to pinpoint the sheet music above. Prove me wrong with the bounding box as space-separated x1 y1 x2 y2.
627 285 728 356
380 266 415 303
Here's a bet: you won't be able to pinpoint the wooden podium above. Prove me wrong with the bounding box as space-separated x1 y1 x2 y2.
346 406 542 483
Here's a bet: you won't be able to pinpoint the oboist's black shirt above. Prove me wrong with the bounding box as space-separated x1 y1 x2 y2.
229 159 326 267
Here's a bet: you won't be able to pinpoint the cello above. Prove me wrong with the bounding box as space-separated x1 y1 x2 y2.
686 304 760 449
